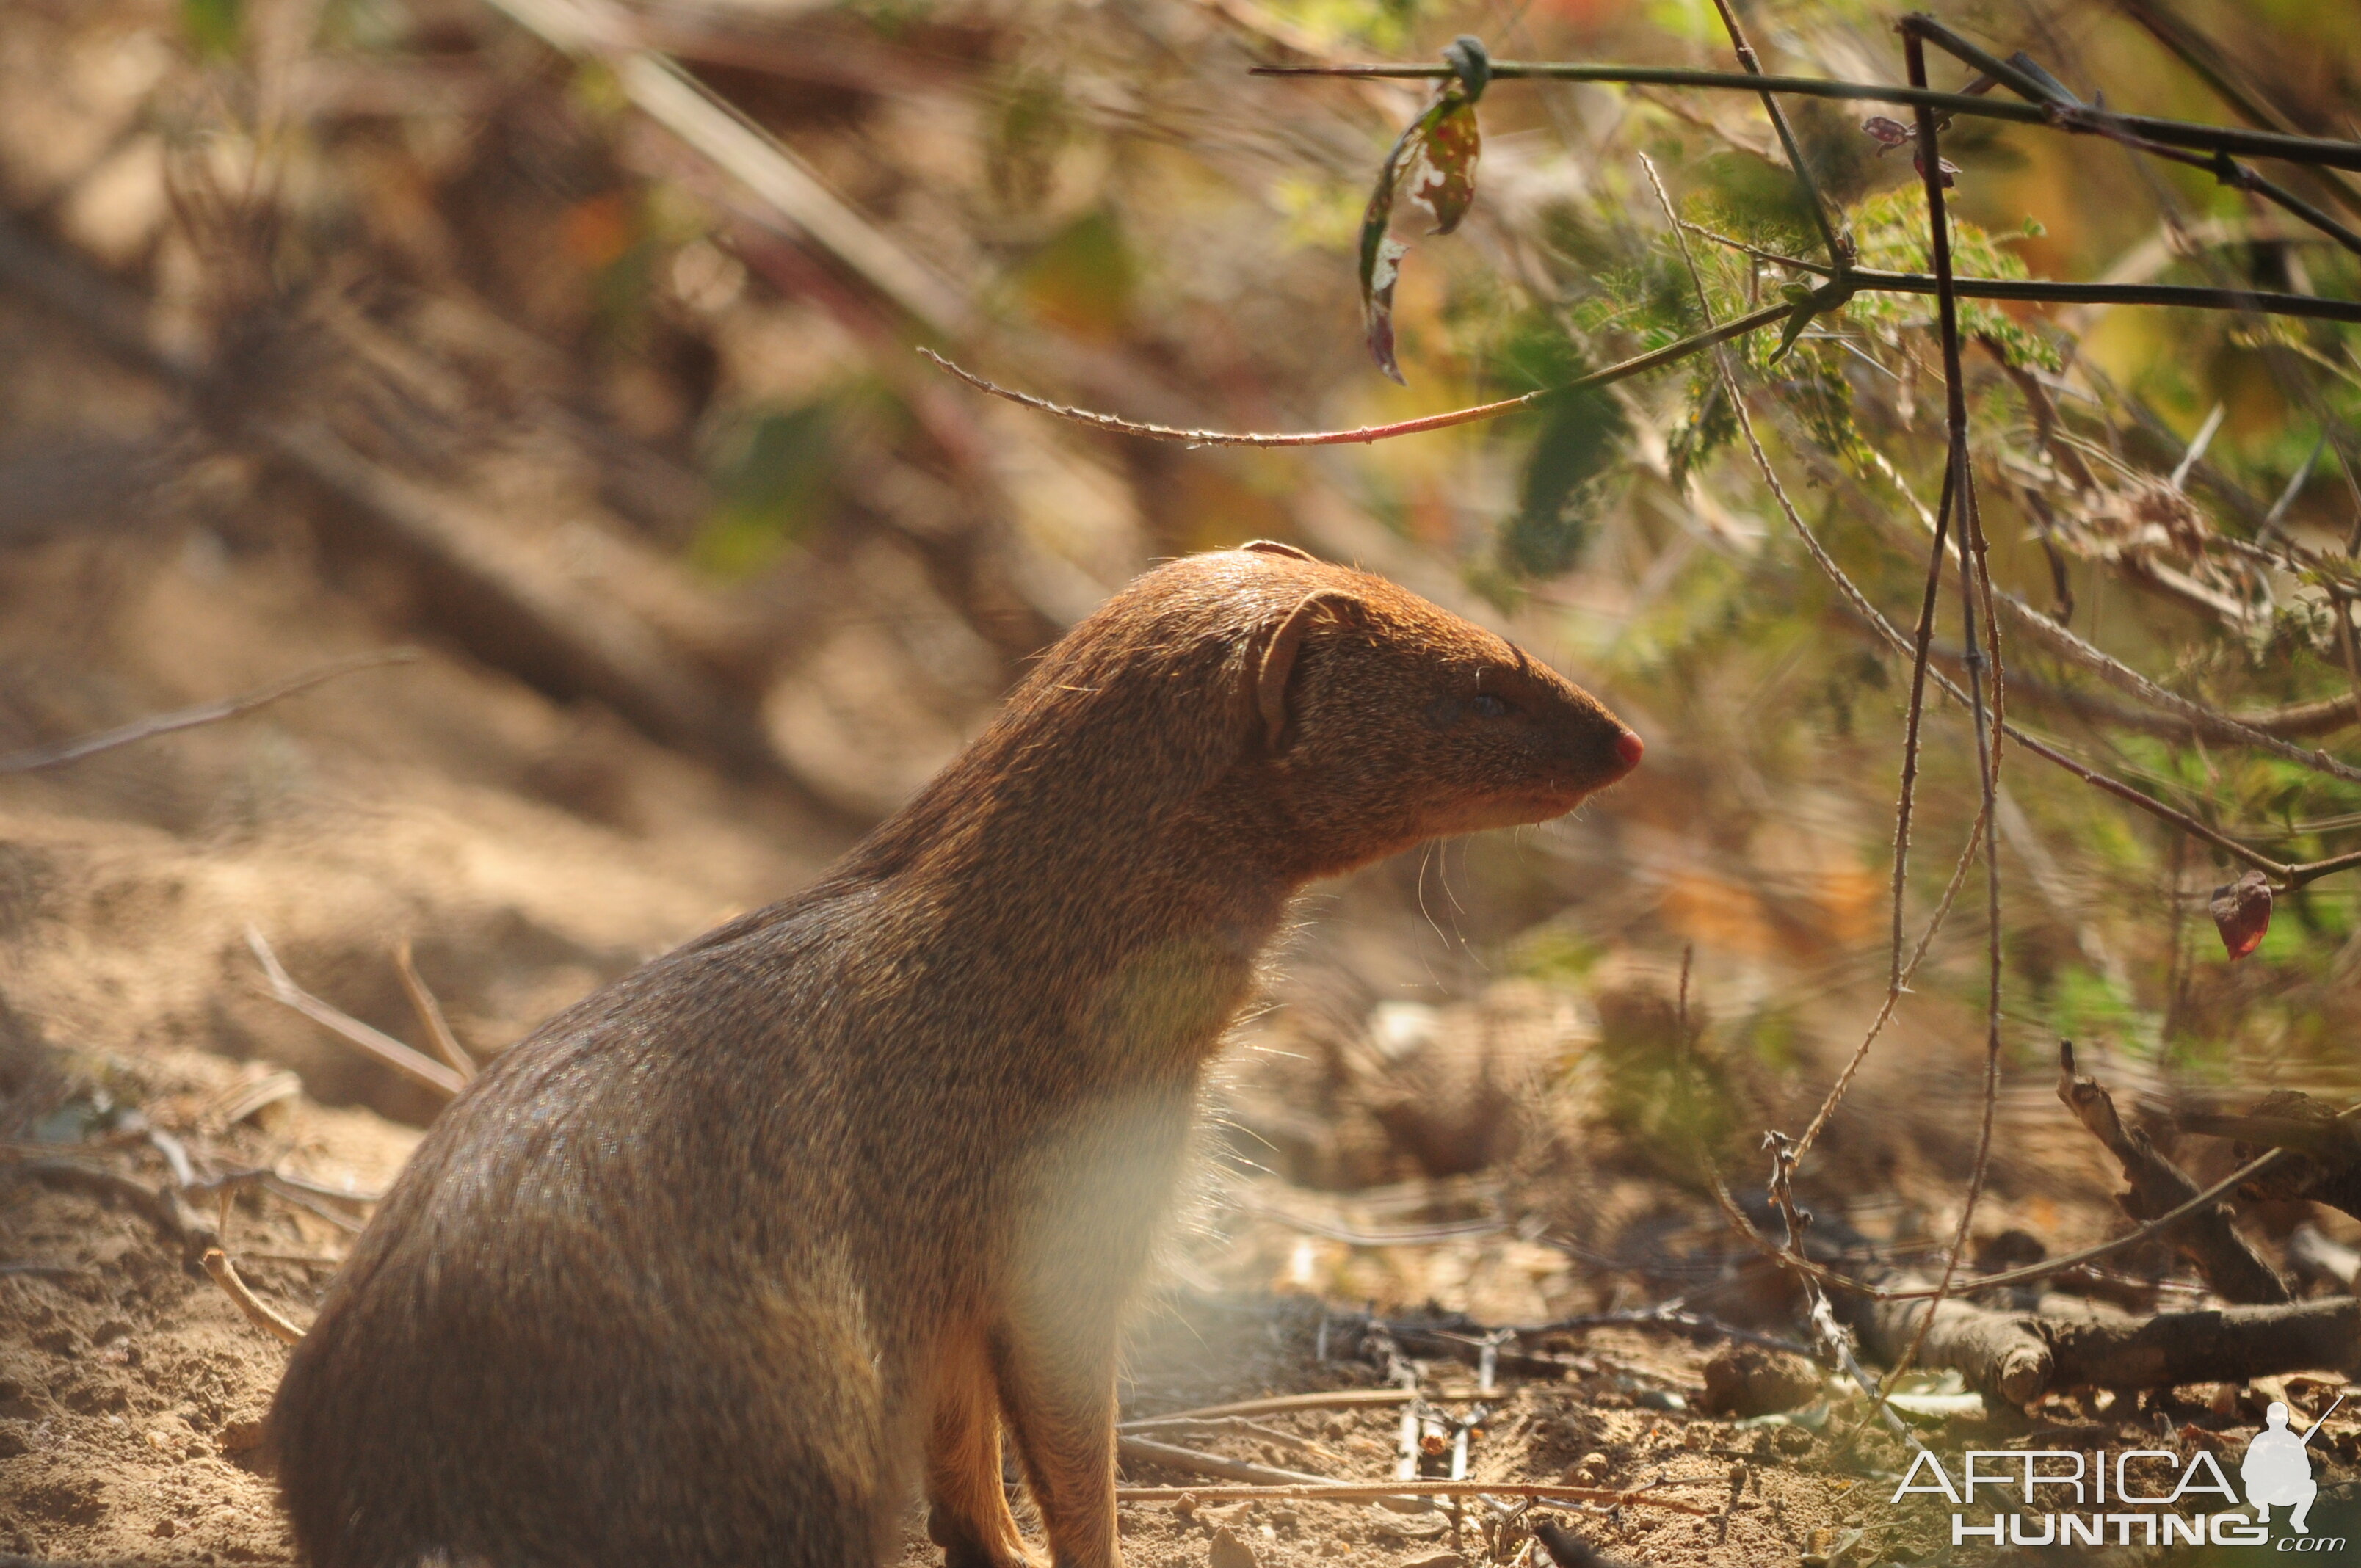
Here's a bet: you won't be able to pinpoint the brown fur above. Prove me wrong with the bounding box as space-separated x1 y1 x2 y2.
269 544 1639 1568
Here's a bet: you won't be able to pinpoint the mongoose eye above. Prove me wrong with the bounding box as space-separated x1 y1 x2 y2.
1470 692 1512 719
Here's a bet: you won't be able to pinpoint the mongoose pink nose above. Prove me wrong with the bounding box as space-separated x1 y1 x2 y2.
1614 730 1644 771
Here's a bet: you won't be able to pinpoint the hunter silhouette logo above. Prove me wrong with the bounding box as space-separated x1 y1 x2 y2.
1891 1395 2345 1551
2242 1397 2340 1536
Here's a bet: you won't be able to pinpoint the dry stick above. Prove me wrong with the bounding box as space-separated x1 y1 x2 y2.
201 1248 305 1345
1658 153 2361 1311
1888 459 1957 992
1860 23 2009 1440
2056 1042 2291 1304
1250 60 2361 172
1110 1481 1715 1516
1119 1437 1332 1488
921 303 1788 447
0 649 419 774
245 926 465 1099
923 269 2361 449
394 937 475 1081
1646 156 1937 1454
1642 153 1973 1184
1121 1390 1426 1426
1703 0 1843 266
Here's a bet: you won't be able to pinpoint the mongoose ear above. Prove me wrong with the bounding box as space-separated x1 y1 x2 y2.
1255 589 1361 751
1239 540 1315 562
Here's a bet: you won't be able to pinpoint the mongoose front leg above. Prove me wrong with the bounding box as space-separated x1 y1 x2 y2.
926 1332 1038 1568
991 1322 1121 1568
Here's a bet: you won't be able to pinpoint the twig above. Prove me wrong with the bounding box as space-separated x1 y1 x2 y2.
1515 1308 1810 1358
1703 0 1843 266
2056 1041 2289 1304
920 305 1791 446
1251 59 2361 171
0 650 418 773
1119 1436 1332 1488
1862 22 2009 1440
1124 1390 1424 1425
201 1248 306 1344
925 269 2361 450
484 0 968 335
1111 1480 1716 1515
394 937 475 1082
245 925 465 1098
4 1158 217 1263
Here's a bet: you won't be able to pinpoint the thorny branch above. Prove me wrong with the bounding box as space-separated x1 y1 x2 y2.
1252 56 2361 173
0 649 420 773
1860 15 2011 1443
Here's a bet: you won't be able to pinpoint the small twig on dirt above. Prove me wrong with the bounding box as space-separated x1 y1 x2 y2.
394 937 475 1082
0 649 419 774
1722 1090 2361 1302
1515 1308 1811 1360
1117 1416 1345 1463
1117 1436 1333 1489
3 1157 218 1263
201 1247 305 1345
1121 1389 1425 1425
2056 1041 2291 1303
1112 1480 1717 1516
245 925 465 1099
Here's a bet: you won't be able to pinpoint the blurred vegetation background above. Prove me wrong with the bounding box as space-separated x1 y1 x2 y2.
3 0 2360 1313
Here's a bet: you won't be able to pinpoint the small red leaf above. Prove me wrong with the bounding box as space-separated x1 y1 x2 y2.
2210 870 2273 960
1912 148 1961 188
1863 115 1912 148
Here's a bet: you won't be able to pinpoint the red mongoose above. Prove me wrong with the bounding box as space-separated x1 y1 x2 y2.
270 542 1642 1568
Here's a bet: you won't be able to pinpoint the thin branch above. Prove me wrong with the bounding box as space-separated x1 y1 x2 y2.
1792 801 1989 1170
1732 1100 2361 1302
1252 61 2361 172
919 305 1792 444
202 1248 306 1344
245 926 466 1099
394 937 476 1082
0 650 419 773
1843 269 2361 324
924 274 2359 451
1889 457 1955 992
1704 0 1843 265
1868 23 2006 1435
1110 1480 1716 1515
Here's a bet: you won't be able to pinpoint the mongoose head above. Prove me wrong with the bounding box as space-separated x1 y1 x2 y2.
1224 541 1641 879
869 541 1641 893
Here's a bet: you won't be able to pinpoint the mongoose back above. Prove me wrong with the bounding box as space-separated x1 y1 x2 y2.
271 543 1642 1568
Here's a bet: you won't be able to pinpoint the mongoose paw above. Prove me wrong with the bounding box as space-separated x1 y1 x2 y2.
928 1506 1042 1568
